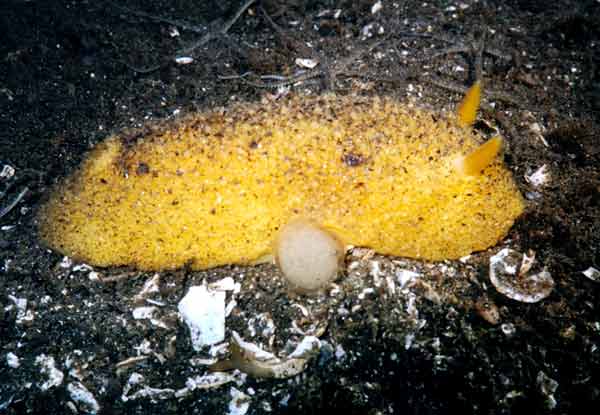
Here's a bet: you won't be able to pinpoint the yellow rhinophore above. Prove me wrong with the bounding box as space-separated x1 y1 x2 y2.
455 135 503 176
457 80 482 127
38 84 525 270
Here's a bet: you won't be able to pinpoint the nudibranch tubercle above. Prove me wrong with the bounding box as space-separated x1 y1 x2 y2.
38 82 525 270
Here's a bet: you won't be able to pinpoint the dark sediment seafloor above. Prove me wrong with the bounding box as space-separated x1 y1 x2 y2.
1 0 600 413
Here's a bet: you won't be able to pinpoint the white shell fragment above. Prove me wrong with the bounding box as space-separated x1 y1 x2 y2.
67 382 101 414
132 306 157 320
174 372 239 398
35 354 64 391
178 285 226 350
121 373 143 400
288 336 321 359
247 312 276 338
7 295 34 325
221 331 321 379
132 306 168 329
6 352 20 368
582 267 600 282
233 332 277 360
134 273 161 303
537 371 559 410
228 387 251 415
72 263 93 272
520 250 536 275
294 58 318 69
501 322 516 336
396 269 420 289
175 56 194 64
115 356 149 374
121 373 175 402
125 386 175 402
489 248 554 303
525 165 550 187
60 256 73 269
0 164 15 179
371 1 383 14
335 344 346 360
210 276 241 293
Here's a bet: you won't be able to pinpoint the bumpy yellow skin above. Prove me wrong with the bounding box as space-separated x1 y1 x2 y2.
38 95 524 270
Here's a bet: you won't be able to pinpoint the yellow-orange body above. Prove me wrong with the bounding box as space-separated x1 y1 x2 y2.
39 94 524 270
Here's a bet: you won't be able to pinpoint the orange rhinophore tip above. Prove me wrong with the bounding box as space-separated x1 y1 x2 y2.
457 80 482 127
456 136 503 175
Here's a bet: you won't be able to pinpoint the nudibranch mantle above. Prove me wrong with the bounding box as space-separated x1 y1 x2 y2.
39 92 524 270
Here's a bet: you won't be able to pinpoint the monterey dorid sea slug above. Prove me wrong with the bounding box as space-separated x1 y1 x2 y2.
38 82 524 271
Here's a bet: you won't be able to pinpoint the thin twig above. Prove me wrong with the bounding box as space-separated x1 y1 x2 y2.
425 76 524 107
120 60 163 74
473 32 486 82
177 0 255 56
259 5 313 57
0 186 28 219
99 272 138 283
219 70 322 88
112 3 208 34
413 30 512 69
259 4 286 36
414 45 471 62
119 0 255 73
424 76 468 95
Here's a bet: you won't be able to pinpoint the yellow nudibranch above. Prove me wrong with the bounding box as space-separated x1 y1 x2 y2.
39 83 524 270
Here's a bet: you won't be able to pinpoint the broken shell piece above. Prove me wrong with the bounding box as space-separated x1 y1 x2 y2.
475 296 501 325
175 56 194 64
35 354 64 391
67 382 101 414
209 331 321 379
525 165 550 187
275 219 345 293
537 371 559 410
174 372 239 398
209 276 241 293
247 312 276 339
395 269 420 289
121 373 175 402
7 295 34 325
582 267 600 282
115 356 149 375
228 387 251 415
132 306 169 329
294 58 318 69
489 248 554 303
123 385 175 402
371 1 383 14
288 336 321 358
132 306 157 320
178 285 226 350
133 273 161 304
520 250 536 275
6 352 20 368
1 164 15 179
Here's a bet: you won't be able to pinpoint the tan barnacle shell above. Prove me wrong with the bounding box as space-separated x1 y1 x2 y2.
489 248 554 303
209 331 321 379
